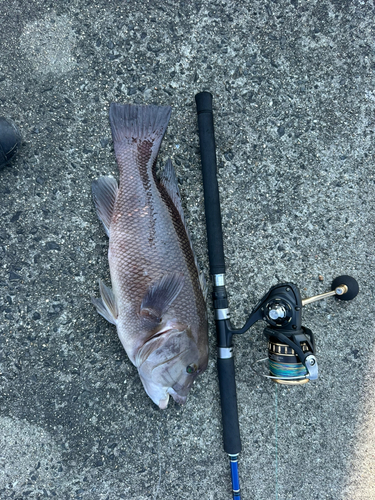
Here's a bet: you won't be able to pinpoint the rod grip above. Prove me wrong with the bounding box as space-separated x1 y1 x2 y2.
217 357 242 454
195 92 226 275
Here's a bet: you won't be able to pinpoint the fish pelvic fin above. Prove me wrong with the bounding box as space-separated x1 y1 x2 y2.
92 176 118 237
91 280 118 325
160 158 208 301
140 272 185 325
109 103 171 174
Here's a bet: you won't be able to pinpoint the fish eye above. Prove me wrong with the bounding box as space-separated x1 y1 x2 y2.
186 364 197 374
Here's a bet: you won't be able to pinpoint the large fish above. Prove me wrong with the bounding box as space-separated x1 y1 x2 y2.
92 103 209 409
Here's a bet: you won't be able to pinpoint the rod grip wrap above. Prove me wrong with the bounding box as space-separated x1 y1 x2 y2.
217 357 242 454
195 92 226 275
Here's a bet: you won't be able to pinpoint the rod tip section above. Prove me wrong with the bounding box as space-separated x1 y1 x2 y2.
331 275 359 301
195 92 213 114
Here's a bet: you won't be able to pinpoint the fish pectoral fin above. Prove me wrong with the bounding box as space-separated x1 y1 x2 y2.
92 176 118 237
140 272 185 323
91 280 118 325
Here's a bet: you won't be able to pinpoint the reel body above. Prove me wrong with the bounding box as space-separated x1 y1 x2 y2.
228 282 318 384
260 283 317 384
214 275 358 386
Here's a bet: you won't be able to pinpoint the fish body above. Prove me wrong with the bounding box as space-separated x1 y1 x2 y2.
92 103 208 408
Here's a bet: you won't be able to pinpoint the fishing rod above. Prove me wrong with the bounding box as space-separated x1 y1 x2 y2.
195 91 359 499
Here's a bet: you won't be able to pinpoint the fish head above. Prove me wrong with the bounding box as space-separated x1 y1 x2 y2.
136 321 208 409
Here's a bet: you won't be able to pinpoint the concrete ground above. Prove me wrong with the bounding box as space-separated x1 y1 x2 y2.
0 1 374 499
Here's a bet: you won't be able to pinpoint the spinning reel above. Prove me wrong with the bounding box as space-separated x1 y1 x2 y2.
212 274 358 387
195 91 359 500
249 275 359 384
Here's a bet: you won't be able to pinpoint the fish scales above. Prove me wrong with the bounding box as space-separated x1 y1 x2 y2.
92 103 208 408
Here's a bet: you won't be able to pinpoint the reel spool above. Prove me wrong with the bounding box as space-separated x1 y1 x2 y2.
252 275 359 385
267 334 312 385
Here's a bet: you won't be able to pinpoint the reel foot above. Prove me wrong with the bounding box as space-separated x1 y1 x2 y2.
331 275 359 301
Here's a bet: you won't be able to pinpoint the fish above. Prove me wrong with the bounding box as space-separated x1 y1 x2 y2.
91 103 209 409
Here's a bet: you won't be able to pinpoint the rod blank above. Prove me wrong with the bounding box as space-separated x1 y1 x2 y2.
196 92 242 500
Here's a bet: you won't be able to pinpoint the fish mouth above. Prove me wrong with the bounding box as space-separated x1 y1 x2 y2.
145 323 175 344
157 387 188 409
167 387 187 405
158 393 170 410
156 388 187 409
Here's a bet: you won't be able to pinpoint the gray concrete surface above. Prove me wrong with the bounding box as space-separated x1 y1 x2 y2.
0 1 374 499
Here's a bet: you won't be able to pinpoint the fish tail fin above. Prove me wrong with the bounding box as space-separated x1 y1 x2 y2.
109 103 171 168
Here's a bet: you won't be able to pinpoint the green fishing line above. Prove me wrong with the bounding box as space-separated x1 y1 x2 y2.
269 360 308 379
275 383 278 500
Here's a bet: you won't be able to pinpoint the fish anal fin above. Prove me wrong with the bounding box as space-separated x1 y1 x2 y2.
91 297 116 325
91 280 118 325
140 272 185 323
92 176 118 237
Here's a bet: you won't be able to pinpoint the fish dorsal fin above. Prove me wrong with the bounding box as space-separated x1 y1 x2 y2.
160 159 207 300
92 176 118 237
91 280 118 325
140 272 185 324
160 158 185 221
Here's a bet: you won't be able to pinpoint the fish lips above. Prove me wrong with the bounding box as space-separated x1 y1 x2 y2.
167 387 187 405
138 366 191 409
136 325 201 409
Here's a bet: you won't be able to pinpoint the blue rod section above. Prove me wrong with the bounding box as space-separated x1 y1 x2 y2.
229 455 241 499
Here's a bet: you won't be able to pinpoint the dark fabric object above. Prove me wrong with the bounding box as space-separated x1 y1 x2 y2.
0 117 20 166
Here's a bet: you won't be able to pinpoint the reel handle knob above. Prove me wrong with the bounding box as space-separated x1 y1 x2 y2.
331 275 359 301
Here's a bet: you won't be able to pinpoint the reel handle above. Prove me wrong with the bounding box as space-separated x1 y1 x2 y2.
195 91 226 275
